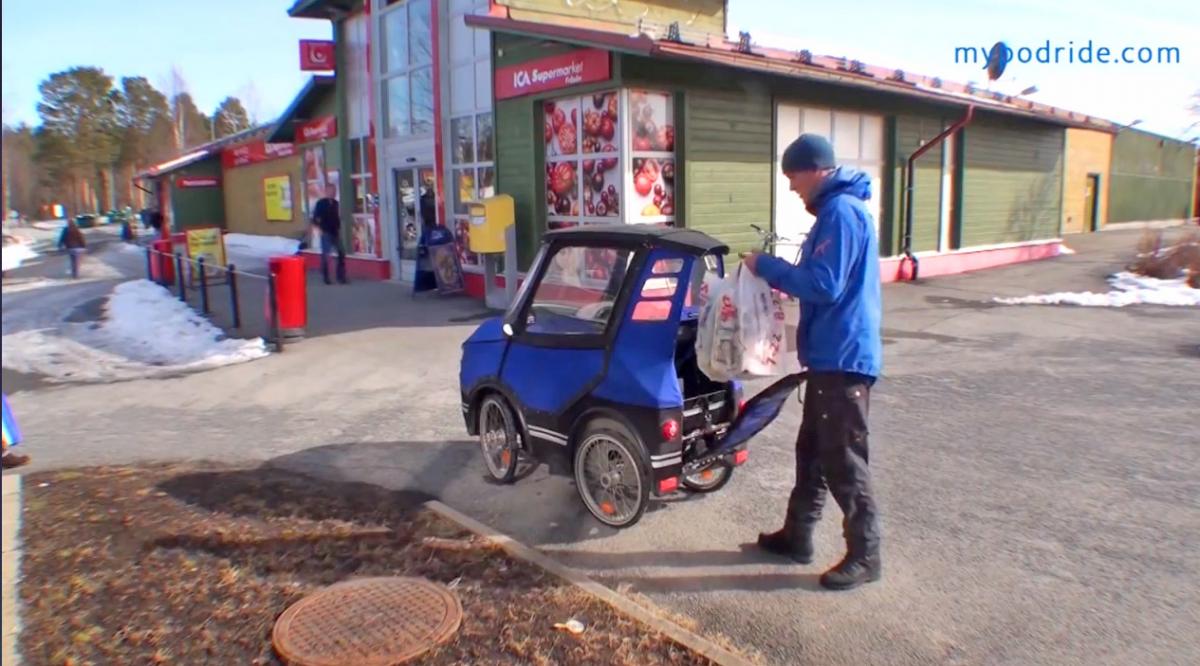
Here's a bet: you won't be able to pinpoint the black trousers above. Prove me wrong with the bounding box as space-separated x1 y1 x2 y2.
320 231 347 283
784 371 881 558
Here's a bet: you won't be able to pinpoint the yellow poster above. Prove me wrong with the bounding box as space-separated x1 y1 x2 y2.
185 227 227 283
264 175 293 221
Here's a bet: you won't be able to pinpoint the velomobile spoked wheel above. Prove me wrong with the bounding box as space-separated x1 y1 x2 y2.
682 459 733 492
478 395 519 483
574 420 650 528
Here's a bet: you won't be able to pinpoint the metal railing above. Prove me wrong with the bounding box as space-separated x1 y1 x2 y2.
144 245 285 352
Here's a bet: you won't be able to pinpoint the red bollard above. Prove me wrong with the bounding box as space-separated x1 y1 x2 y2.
150 239 175 285
266 255 308 338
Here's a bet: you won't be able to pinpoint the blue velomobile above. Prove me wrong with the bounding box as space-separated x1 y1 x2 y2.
459 224 801 527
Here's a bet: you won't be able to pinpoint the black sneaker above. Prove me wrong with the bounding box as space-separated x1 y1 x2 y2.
819 553 882 591
756 528 813 564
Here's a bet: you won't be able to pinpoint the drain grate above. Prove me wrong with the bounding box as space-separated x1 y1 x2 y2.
273 577 462 666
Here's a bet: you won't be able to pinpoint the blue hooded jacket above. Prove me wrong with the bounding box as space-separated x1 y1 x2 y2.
754 167 883 379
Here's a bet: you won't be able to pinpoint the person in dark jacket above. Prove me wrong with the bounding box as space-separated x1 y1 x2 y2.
311 184 348 284
58 219 87 279
742 133 884 591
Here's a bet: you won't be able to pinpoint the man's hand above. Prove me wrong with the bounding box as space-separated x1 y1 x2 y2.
740 251 763 276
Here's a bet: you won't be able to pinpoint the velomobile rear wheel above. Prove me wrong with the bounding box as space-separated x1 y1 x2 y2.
682 459 733 492
574 419 649 528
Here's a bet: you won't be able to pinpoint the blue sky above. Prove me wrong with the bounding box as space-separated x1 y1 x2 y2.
1 0 331 128
727 0 1198 140
2 0 1197 140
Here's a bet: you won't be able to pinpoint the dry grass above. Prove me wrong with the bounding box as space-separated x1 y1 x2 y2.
19 463 720 666
1128 230 1200 284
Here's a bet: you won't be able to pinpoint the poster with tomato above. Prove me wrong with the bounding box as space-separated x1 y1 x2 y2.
546 160 579 218
580 92 619 155
547 92 621 225
544 98 578 158
629 91 676 224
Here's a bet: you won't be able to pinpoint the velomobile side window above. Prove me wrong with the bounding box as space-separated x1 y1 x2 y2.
526 245 634 335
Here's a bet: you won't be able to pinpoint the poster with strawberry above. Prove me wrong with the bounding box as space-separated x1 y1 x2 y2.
629 91 676 224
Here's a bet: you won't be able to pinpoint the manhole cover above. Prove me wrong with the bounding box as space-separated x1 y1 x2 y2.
273 577 462 666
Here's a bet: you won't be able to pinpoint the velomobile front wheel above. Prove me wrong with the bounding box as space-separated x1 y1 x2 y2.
478 394 519 483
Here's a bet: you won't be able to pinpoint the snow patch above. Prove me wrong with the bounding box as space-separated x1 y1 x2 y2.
2 241 38 271
994 271 1199 308
224 233 301 262
2 279 268 382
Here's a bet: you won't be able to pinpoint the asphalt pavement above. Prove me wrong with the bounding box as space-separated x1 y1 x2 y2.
3 226 1198 665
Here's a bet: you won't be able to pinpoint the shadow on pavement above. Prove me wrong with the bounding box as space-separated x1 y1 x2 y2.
262 439 648 548
553 543 784 569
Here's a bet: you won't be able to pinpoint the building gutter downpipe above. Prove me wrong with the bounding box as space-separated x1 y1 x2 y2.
903 105 975 280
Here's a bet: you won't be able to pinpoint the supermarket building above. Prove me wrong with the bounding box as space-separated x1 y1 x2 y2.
141 0 1198 294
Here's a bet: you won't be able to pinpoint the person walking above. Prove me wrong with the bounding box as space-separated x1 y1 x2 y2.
311 184 348 285
741 133 884 591
58 219 87 279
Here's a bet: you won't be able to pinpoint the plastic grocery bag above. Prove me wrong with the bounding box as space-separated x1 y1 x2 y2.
695 265 787 381
696 270 739 382
735 265 787 376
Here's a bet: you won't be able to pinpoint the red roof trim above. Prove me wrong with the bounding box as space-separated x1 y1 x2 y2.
466 14 1116 132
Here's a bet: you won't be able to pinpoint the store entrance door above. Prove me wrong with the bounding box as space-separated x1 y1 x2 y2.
393 165 437 283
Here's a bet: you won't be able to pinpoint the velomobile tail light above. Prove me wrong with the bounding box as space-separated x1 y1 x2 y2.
661 419 680 440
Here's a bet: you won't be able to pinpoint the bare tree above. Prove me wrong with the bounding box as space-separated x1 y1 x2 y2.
159 65 189 151
236 81 264 127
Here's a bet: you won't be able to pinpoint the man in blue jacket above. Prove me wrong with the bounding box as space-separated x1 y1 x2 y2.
742 134 883 591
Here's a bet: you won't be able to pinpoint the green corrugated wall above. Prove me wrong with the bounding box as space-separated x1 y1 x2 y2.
495 94 539 268
1108 129 1196 223
682 90 773 255
893 115 946 253
169 157 225 229
959 119 1064 246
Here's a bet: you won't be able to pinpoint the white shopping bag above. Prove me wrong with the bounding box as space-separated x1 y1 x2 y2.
695 265 786 381
696 270 739 382
734 266 787 376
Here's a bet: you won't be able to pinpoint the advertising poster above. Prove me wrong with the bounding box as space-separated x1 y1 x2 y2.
351 214 377 257
429 240 465 294
264 175 293 221
303 146 327 217
629 90 676 225
545 91 621 225
185 227 227 284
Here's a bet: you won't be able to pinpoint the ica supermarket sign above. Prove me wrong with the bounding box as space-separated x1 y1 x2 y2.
495 48 610 100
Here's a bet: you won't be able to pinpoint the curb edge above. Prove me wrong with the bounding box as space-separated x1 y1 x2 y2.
424 500 757 666
2 473 24 666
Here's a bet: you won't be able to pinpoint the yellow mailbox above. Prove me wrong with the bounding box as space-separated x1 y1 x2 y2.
467 194 514 254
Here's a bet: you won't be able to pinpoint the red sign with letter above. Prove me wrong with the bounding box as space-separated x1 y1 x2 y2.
300 39 335 71
296 116 338 143
495 48 610 100
221 141 296 169
176 176 220 188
